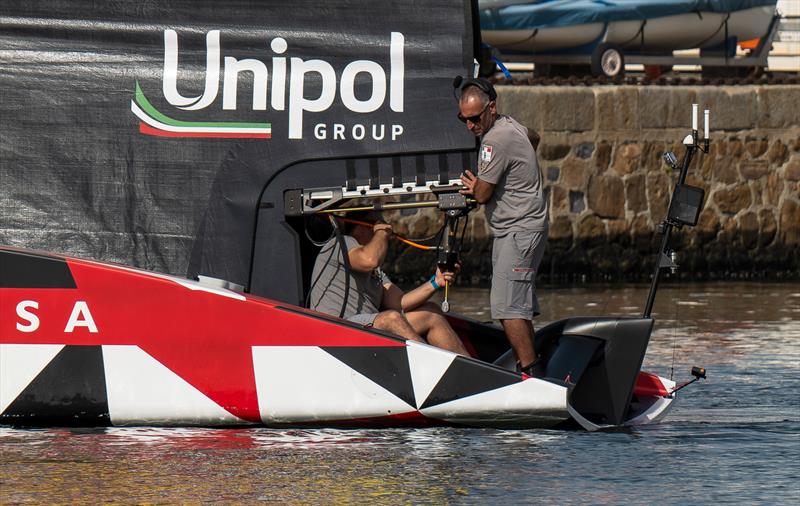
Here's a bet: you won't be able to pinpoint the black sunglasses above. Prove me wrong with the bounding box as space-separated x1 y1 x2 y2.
458 101 491 124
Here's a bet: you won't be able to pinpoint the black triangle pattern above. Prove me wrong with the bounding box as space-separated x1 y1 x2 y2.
1 345 110 426
0 249 76 288
321 346 416 408
420 356 521 410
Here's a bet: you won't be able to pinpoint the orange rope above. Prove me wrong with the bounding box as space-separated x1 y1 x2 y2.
333 216 438 251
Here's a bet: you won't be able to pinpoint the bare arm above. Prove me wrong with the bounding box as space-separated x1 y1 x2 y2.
347 225 392 272
460 170 495 204
381 268 457 312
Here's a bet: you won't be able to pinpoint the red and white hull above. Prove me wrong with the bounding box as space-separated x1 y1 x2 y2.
0 246 675 429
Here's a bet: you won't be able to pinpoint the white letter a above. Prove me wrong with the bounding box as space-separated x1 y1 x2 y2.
65 301 99 333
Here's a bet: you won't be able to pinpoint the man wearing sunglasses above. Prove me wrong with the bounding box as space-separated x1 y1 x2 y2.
458 79 548 377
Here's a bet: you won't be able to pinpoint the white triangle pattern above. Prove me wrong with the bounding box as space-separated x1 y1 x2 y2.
252 346 416 423
405 341 457 409
0 344 64 414
102 345 246 426
420 377 569 428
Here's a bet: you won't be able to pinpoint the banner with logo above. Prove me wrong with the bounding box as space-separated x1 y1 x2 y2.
0 1 477 290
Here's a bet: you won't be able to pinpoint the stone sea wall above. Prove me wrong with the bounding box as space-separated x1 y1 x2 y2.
388 85 800 285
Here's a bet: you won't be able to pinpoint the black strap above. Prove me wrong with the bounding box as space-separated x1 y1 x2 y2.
415 155 425 187
392 157 402 188
369 159 380 190
345 159 357 192
331 218 351 319
438 153 449 185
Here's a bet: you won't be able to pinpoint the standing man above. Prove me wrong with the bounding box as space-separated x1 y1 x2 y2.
457 78 548 376
309 211 468 355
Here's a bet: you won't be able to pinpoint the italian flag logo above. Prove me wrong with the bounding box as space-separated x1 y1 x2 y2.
130 83 271 138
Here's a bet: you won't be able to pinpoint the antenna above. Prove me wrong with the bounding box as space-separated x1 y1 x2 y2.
643 104 709 317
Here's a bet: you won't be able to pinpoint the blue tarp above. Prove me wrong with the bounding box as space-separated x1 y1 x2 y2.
480 0 778 30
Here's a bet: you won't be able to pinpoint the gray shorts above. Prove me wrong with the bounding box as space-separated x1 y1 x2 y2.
491 230 546 320
347 313 379 326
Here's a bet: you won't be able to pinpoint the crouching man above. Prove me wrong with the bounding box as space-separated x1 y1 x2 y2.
309 212 468 355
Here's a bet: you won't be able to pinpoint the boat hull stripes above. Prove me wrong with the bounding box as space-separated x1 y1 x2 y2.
0 247 674 428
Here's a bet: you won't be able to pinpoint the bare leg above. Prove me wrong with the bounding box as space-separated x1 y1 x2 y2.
500 319 536 367
373 310 424 342
404 302 469 355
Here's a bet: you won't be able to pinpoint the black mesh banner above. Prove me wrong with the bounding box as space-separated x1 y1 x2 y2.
1 1 476 287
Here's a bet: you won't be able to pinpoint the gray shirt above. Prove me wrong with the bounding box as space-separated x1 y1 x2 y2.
478 115 548 236
309 235 391 318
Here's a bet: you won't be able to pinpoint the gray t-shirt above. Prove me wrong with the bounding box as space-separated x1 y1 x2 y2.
478 115 548 236
309 235 391 318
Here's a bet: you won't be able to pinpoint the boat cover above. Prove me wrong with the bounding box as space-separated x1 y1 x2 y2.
480 0 779 30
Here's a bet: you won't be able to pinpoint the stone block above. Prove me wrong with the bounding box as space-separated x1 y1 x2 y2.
499 87 594 132
646 172 672 220
745 137 768 158
711 143 740 184
640 87 699 129
695 209 720 242
625 173 647 213
495 87 543 131
764 172 783 206
698 87 758 131
612 142 642 175
642 141 667 173
785 157 800 182
739 160 769 180
631 213 654 251
768 140 789 166
758 208 777 247
588 174 625 219
779 199 800 245
539 144 571 161
757 87 800 129
714 184 752 214
560 156 590 189
719 214 738 244
595 141 612 172
606 218 628 242
577 214 606 246
546 166 560 182
549 214 573 246
550 184 568 215
596 87 640 131
737 211 759 250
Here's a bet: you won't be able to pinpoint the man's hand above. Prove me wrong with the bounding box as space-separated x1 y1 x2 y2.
373 223 393 237
460 170 477 197
434 264 459 288
460 170 494 204
349 222 392 272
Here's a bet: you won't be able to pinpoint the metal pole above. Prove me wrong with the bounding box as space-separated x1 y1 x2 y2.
642 144 697 318
316 200 442 213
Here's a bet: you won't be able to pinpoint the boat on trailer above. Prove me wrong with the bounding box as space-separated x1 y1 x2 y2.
479 0 780 76
0 107 708 430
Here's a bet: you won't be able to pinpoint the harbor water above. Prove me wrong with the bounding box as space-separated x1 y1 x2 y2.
1 282 798 504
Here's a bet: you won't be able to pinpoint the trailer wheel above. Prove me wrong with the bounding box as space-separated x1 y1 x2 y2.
592 44 624 78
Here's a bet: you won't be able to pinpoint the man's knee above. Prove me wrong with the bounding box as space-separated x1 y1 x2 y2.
374 310 407 330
